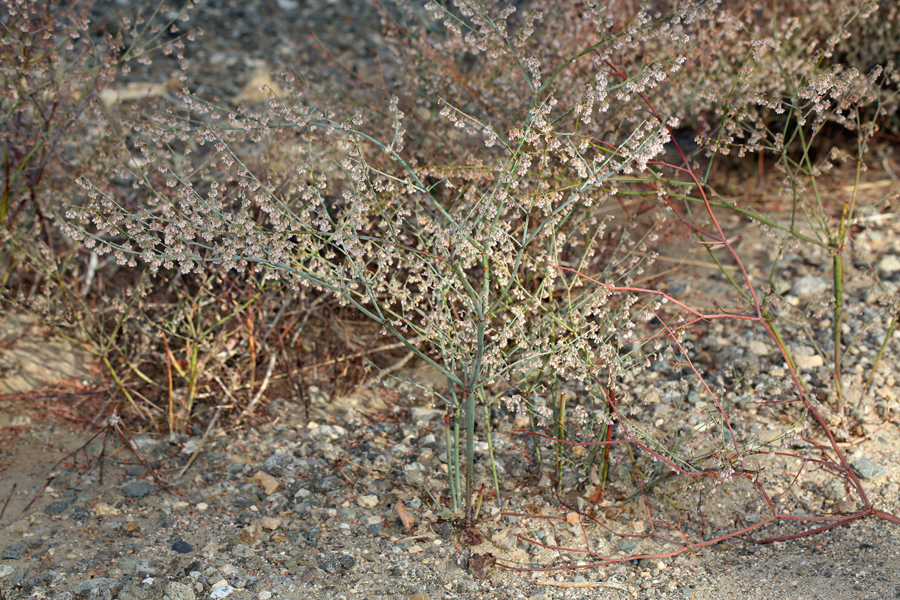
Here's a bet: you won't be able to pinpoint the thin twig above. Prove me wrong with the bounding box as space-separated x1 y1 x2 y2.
239 352 277 422
0 483 16 521
536 581 629 591
300 342 406 371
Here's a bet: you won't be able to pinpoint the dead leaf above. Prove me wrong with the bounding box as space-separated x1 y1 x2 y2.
460 526 485 546
470 552 496 579
393 500 414 531
587 486 604 504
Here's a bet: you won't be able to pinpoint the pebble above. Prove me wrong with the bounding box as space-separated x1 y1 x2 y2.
316 475 344 492
172 540 194 554
850 459 886 480
252 471 279 495
357 494 379 508
791 275 828 298
260 516 283 530
121 481 154 499
308 424 348 443
209 585 235 599
876 255 900 278
317 555 343 573
232 543 257 558
71 577 121 596
410 407 443 425
45 498 77 515
117 558 137 573
794 354 824 369
1 545 22 560
166 581 196 600
0 565 14 579
747 340 771 356
618 540 639 553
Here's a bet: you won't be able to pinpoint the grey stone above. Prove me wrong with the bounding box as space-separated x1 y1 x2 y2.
121 482 154 499
337 507 357 522
850 459 886 480
45 498 77 515
822 481 851 506
791 275 828 299
315 476 343 493
337 554 356 570
308 425 347 443
165 581 196 600
232 543 256 558
317 555 342 573
71 577 121 597
172 540 193 554
618 539 639 553
117 558 137 573
0 565 14 579
559 470 581 490
2 544 22 560
410 407 443 424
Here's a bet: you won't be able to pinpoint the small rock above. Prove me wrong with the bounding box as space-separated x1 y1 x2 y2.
876 255 900 279
165 581 196 600
337 507 357 522
117 558 137 573
316 476 344 493
357 494 379 508
791 275 828 299
45 498 76 515
747 340 770 356
851 459 886 480
252 471 279 495
121 482 154 499
1 545 22 560
410 407 443 425
618 539 639 553
338 554 356 570
317 555 343 574
260 516 282 531
232 543 256 559
821 480 847 501
93 503 121 516
258 592 273 600
209 585 235 599
794 354 824 369
409 592 430 600
71 577 121 597
308 425 348 443
0 565 14 579
172 540 193 554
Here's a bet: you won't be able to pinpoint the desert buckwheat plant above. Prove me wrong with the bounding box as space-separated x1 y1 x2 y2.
64 0 899 563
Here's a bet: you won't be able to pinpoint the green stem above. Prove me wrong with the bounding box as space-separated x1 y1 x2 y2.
833 252 844 406
866 313 897 392
483 403 502 510
465 389 476 519
445 413 459 515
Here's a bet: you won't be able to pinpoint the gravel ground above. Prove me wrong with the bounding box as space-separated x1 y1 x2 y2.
2 1 900 599
2 210 900 600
